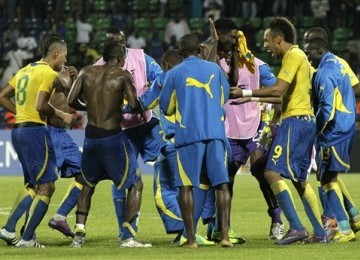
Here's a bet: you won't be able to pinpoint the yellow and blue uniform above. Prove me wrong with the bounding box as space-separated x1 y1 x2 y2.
266 46 316 182
3 61 59 242
266 46 326 239
312 52 356 173
160 56 230 188
10 62 58 186
140 72 211 235
313 52 357 235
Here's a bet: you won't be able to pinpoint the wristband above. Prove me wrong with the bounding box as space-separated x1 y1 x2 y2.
250 97 260 102
242 89 253 97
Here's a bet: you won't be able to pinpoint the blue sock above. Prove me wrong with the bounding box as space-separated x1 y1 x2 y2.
318 185 334 218
271 180 303 231
22 195 50 241
121 214 139 241
324 182 351 232
112 184 126 236
56 181 82 217
5 187 35 232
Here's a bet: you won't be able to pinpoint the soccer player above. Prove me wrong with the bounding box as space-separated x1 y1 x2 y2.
48 28 165 241
47 66 85 239
0 34 73 247
131 49 214 245
230 17 327 244
160 34 232 248
303 27 360 95
303 27 360 233
303 37 357 242
67 41 151 248
202 17 284 241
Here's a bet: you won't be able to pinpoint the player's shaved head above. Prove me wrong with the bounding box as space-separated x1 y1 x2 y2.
179 34 200 57
303 27 330 44
103 41 124 62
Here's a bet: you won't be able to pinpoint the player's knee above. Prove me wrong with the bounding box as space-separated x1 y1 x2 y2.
38 182 56 197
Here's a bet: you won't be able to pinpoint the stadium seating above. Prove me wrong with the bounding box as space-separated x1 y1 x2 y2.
153 17 168 30
230 17 244 28
301 16 315 28
249 17 262 29
189 17 205 31
133 17 152 31
333 27 353 41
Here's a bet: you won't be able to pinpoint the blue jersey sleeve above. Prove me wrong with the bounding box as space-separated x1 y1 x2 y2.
144 54 163 82
140 73 166 109
259 63 276 87
314 69 335 134
159 71 176 116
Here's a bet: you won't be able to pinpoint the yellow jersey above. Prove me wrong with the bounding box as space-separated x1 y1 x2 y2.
277 45 314 119
9 61 58 124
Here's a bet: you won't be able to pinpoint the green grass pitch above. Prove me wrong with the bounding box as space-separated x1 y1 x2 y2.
0 174 359 259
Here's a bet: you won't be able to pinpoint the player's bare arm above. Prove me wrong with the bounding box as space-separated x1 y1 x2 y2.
68 69 85 109
0 84 16 114
230 78 289 98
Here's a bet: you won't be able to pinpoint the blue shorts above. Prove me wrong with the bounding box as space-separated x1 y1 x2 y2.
124 117 166 163
81 131 141 190
175 140 229 188
317 137 353 174
228 121 266 164
266 117 316 182
12 126 58 186
48 126 81 178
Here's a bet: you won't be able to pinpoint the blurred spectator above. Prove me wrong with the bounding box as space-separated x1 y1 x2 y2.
272 0 288 15
127 30 147 49
53 18 66 38
164 12 191 45
242 0 257 19
310 0 329 27
3 19 20 46
166 35 178 51
16 29 38 60
203 0 224 20
76 13 93 51
159 0 167 17
147 30 164 63
0 43 30 87
79 42 101 66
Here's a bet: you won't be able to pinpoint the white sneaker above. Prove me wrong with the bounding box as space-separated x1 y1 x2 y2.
120 238 152 248
16 239 45 248
269 223 285 240
0 228 19 246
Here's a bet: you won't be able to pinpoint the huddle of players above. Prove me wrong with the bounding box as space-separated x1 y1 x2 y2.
1 15 360 248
